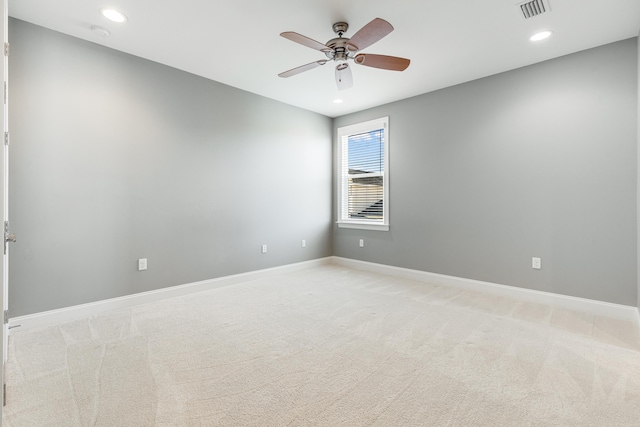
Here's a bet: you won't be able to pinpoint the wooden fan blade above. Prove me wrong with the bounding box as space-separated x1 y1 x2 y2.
278 60 327 78
354 54 410 71
335 63 353 90
280 32 331 52
346 18 393 52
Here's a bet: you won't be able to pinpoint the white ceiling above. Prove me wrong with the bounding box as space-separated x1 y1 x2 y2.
9 0 640 118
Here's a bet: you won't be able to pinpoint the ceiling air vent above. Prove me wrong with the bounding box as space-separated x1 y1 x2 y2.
517 0 549 19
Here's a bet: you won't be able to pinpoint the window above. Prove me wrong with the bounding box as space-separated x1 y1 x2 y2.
337 117 389 231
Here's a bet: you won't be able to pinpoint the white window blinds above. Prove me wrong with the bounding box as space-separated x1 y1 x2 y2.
337 117 389 230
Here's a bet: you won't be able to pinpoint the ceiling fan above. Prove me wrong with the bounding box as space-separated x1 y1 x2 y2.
278 18 410 90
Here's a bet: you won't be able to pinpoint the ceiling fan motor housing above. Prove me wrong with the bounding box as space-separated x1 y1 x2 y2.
325 37 352 60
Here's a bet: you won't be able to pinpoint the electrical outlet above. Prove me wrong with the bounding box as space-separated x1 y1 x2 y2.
359 239 364 248
301 239 306 248
138 258 147 271
532 257 541 270
261 244 267 254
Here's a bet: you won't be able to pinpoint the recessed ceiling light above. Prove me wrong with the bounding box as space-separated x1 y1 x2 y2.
530 30 553 42
101 9 128 23
333 99 343 104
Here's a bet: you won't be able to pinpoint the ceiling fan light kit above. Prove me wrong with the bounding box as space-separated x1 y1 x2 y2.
278 18 410 90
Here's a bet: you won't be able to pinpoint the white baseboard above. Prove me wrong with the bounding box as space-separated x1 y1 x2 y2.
9 257 333 332
9 256 639 332
331 257 639 322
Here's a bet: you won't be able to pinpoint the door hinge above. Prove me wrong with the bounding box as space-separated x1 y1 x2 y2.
4 131 9 146
4 221 16 255
3 42 8 57
3 310 7 325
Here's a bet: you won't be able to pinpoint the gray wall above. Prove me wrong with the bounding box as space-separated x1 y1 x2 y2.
334 38 638 306
9 18 640 316
9 19 333 317
637 32 640 313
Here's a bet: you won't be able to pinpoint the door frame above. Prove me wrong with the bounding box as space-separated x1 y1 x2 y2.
1 0 8 420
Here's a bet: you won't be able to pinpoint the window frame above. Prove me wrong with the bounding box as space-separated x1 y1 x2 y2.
336 116 390 231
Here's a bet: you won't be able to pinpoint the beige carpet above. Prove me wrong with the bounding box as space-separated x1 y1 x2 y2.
3 265 640 426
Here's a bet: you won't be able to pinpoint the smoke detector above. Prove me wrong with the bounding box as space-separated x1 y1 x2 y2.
91 25 110 38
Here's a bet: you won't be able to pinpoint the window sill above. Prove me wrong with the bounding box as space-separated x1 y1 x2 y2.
337 222 389 231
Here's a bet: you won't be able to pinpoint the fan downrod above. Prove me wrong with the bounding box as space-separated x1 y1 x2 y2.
326 22 352 61
332 22 348 36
